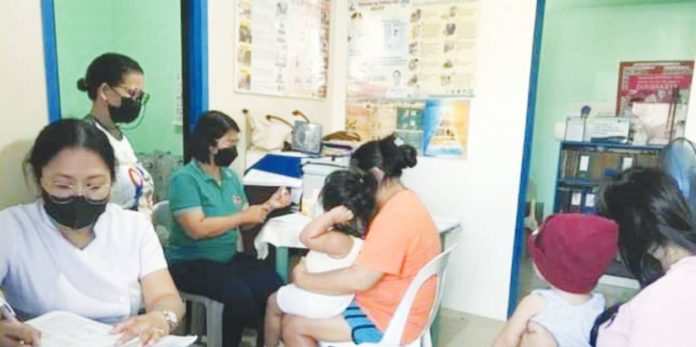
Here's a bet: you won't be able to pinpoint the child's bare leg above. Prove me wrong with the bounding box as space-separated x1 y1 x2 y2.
265 292 283 347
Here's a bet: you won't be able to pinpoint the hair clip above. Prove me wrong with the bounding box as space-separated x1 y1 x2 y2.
394 136 405 147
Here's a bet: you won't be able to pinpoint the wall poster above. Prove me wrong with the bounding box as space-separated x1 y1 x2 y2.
347 0 480 99
617 61 694 145
235 0 330 98
345 98 470 158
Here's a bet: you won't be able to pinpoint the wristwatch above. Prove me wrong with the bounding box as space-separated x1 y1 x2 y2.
161 310 178 332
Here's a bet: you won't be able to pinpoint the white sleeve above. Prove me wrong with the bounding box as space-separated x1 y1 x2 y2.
0 211 13 284
0 241 7 285
137 217 168 278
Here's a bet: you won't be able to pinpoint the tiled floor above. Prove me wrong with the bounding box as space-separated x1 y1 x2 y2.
217 250 641 347
437 308 504 347
235 310 503 347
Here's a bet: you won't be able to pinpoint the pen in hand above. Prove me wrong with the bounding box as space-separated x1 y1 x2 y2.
0 298 42 346
0 297 18 322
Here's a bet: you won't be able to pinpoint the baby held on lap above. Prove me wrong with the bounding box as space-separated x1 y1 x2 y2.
264 170 377 347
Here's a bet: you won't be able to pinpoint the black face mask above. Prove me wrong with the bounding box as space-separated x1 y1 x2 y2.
42 192 108 230
214 147 238 167
108 96 142 124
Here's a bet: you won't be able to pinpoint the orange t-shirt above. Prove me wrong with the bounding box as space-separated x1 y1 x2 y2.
355 190 441 343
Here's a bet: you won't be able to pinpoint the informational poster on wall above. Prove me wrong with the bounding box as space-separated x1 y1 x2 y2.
347 0 480 99
345 99 470 158
235 0 330 98
616 61 694 145
422 99 470 158
345 100 401 142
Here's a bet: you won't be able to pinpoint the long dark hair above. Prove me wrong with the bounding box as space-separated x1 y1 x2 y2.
597 166 696 286
27 119 116 184
350 134 417 180
590 167 696 345
321 170 378 236
589 304 621 346
188 111 240 164
77 53 143 100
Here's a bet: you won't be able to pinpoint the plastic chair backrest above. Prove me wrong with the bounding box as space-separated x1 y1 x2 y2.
378 245 456 345
152 201 171 227
152 200 173 245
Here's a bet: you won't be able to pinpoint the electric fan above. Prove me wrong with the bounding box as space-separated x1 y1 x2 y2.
659 137 696 215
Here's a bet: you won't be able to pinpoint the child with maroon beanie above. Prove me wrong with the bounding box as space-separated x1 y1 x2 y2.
493 213 619 347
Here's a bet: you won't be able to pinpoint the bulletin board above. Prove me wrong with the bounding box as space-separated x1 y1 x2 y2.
347 0 480 99
616 61 694 144
235 0 330 99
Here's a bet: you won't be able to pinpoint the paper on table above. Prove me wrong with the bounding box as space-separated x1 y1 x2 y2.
243 169 302 188
255 212 312 259
26 311 196 347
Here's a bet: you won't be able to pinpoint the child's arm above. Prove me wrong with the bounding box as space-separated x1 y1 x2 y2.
492 293 545 347
299 206 354 258
520 321 558 347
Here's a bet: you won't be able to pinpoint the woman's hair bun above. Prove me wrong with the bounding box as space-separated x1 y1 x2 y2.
76 78 88 92
398 144 418 169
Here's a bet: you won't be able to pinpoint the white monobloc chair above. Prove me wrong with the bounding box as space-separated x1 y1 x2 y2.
152 201 225 347
320 245 456 347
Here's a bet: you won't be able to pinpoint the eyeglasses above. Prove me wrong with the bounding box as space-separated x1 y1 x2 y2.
43 180 111 201
112 85 151 106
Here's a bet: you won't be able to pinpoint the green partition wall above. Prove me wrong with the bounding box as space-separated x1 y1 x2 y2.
54 0 183 156
529 0 696 216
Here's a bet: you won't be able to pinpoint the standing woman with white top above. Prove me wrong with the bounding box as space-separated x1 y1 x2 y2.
0 119 184 347
78 53 155 217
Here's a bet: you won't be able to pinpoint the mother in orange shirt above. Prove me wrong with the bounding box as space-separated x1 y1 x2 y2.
283 134 441 346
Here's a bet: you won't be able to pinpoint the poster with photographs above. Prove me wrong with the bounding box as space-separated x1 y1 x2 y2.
345 99 469 158
345 100 400 142
235 0 330 98
617 61 694 145
347 0 480 99
396 105 425 154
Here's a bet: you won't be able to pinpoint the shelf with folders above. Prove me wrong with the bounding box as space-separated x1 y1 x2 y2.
553 141 662 281
554 141 662 213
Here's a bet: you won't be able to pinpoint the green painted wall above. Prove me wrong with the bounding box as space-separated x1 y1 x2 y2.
529 0 696 216
54 0 183 156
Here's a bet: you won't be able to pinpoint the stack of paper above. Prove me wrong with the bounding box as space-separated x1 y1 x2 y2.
27 311 197 347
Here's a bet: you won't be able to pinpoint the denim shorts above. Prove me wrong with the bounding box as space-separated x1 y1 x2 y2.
342 300 384 344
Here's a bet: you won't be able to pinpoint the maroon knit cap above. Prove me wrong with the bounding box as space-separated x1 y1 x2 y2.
528 213 619 293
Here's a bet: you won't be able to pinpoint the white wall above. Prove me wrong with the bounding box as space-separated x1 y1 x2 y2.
207 0 348 174
0 1 49 209
403 0 538 320
210 0 538 320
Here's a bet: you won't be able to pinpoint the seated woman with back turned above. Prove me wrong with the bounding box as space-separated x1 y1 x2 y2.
592 167 696 347
281 135 441 346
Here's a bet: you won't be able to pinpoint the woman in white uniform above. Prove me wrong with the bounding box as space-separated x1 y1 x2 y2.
0 119 183 347
78 53 155 217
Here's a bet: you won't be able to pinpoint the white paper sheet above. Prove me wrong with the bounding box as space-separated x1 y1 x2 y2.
27 311 196 347
242 169 302 188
